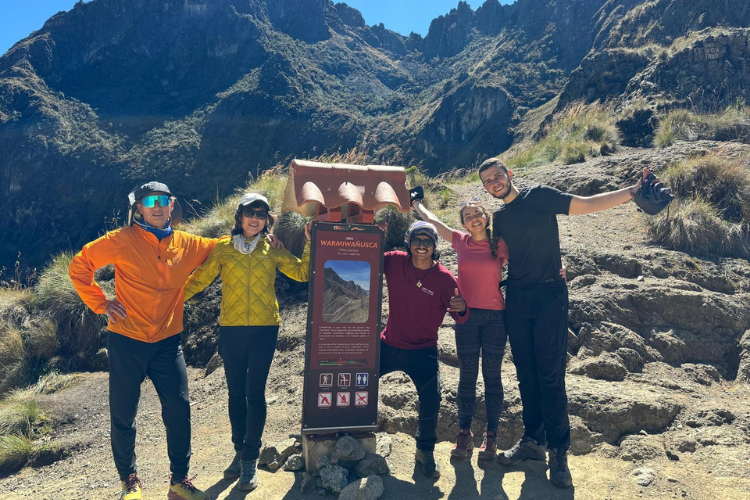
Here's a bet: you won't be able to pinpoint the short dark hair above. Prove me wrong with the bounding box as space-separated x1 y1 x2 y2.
232 201 275 236
478 158 508 180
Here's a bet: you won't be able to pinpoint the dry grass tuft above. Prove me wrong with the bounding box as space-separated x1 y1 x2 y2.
655 103 750 147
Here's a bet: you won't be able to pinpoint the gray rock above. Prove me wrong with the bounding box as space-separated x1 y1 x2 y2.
738 330 750 383
259 444 280 467
570 353 628 381
334 436 366 462
376 436 392 458
278 437 298 464
320 465 349 493
317 455 332 469
284 454 305 471
569 416 604 455
204 352 222 377
338 475 384 500
300 473 316 494
631 467 656 487
615 348 644 373
619 435 663 462
354 453 390 477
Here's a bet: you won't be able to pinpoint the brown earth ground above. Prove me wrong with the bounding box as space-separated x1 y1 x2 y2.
2 142 750 499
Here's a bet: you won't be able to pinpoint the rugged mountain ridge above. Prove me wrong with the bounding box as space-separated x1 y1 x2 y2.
1 0 748 269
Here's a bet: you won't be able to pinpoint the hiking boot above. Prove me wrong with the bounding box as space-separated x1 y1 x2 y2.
450 430 474 458
223 451 241 479
120 473 142 500
478 431 498 461
548 448 573 488
497 436 546 465
168 475 208 500
415 449 441 479
238 459 258 491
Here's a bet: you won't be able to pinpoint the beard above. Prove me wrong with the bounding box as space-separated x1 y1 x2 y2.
490 181 512 199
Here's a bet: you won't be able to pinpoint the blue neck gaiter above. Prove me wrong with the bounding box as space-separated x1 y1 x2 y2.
136 220 173 241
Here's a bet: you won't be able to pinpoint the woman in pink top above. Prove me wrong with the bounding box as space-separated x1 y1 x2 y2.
412 199 508 461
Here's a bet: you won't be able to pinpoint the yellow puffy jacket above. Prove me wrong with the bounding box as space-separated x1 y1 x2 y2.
184 236 311 326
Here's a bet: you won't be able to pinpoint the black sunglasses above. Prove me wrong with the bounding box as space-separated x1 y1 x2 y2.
241 207 269 220
410 238 434 248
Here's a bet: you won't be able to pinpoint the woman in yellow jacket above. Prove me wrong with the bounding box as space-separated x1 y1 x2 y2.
184 193 311 492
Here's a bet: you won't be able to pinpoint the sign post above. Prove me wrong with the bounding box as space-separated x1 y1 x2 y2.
301 222 384 434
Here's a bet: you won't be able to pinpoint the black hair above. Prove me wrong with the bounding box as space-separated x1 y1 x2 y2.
478 157 509 180
231 200 275 236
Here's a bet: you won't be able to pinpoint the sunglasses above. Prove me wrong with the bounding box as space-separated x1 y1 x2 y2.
410 237 434 248
140 195 171 208
241 207 269 220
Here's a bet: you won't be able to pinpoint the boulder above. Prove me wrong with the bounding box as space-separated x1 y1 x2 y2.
320 465 349 494
354 453 390 477
338 475 384 500
284 454 305 471
333 436 366 462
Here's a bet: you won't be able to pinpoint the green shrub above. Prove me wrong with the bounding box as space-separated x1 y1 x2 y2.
0 435 34 474
505 102 620 169
655 104 750 147
36 252 104 359
274 212 311 258
646 199 749 258
375 205 415 252
0 399 44 436
665 156 750 224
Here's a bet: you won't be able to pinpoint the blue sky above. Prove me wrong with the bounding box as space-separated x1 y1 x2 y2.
0 1 513 57
325 260 371 292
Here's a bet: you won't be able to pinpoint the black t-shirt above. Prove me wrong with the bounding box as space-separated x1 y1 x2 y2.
492 185 573 286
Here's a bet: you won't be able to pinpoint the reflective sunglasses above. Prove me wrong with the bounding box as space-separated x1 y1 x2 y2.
140 194 171 208
410 237 434 248
241 206 269 220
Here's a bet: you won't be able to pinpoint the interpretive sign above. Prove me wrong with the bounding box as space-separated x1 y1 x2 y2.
302 222 384 434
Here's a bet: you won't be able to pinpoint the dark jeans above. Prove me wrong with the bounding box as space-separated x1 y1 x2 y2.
455 308 506 433
108 332 191 481
380 342 441 452
504 283 570 450
219 325 279 461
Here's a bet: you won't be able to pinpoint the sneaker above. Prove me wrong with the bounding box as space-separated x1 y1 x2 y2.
477 431 498 461
120 473 142 500
450 430 474 458
497 436 546 466
168 475 208 500
223 451 241 479
415 449 441 479
548 448 573 488
238 459 258 491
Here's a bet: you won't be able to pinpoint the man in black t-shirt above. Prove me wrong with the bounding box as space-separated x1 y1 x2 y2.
478 158 645 488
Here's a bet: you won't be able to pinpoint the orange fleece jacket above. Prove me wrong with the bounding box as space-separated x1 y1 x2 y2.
69 225 216 343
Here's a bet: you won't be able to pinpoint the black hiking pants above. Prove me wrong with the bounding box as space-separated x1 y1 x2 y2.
108 332 191 481
505 283 570 451
380 342 441 452
219 325 279 461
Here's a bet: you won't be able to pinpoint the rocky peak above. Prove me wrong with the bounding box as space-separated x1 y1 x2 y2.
421 1 475 59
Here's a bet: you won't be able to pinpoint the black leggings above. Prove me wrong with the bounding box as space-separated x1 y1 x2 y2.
455 308 506 433
219 325 279 461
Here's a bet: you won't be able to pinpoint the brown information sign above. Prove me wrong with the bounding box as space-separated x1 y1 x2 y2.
302 222 384 434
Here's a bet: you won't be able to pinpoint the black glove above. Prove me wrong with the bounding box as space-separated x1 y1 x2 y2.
409 186 424 206
633 172 674 215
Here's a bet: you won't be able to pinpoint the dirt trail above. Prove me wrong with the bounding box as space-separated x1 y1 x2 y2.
2 144 750 499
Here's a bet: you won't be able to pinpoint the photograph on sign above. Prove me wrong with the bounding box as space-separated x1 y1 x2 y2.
322 260 370 323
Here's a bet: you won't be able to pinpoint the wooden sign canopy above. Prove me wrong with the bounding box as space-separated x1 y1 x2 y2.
281 159 411 223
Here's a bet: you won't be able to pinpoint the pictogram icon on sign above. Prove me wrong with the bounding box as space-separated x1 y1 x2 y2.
320 373 333 387
337 392 351 407
356 373 369 386
338 373 351 387
355 391 368 407
318 392 332 408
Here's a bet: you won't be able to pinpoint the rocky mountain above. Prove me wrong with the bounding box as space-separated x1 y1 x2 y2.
1 0 748 269
322 266 369 323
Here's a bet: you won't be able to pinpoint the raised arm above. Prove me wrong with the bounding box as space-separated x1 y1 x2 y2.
411 200 454 241
568 170 646 215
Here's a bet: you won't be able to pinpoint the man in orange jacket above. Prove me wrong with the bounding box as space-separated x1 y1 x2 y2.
69 182 216 500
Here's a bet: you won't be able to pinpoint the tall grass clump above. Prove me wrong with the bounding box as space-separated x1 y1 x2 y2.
0 435 34 474
654 102 750 148
647 155 750 258
35 252 104 359
375 205 415 252
505 102 620 170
